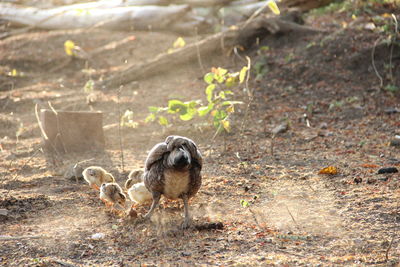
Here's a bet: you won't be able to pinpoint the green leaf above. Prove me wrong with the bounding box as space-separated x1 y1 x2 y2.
186 100 200 109
83 79 94 93
225 76 237 88
239 66 248 84
268 1 280 15
180 108 196 121
145 113 156 123
148 106 161 113
198 103 214 116
205 84 216 102
224 90 233 95
158 116 169 126
168 99 187 114
240 199 250 208
215 74 225 84
218 91 226 99
213 110 227 121
216 67 228 76
204 73 214 84
385 84 399 92
222 100 243 106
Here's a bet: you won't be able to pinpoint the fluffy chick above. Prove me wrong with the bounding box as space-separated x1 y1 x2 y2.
99 182 126 210
127 182 152 206
125 168 144 190
82 166 115 191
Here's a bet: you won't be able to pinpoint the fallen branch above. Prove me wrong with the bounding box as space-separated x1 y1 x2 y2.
98 11 323 89
0 3 207 34
0 235 45 241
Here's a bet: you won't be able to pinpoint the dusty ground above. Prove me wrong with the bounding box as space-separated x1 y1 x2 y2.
0 3 400 266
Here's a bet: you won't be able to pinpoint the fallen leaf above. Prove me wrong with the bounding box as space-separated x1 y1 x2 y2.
361 163 379 168
318 166 338 175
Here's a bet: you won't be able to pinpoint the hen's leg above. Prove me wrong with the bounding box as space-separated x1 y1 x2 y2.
143 192 161 220
182 194 191 229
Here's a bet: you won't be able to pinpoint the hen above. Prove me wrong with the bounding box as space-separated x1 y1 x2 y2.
143 135 202 228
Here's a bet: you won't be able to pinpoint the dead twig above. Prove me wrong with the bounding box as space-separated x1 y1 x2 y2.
0 235 46 241
49 260 78 267
385 236 395 261
117 86 125 172
240 56 253 136
270 135 275 156
249 207 263 229
371 36 384 89
284 204 300 230
48 101 68 154
195 27 206 73
35 103 48 141
388 14 398 85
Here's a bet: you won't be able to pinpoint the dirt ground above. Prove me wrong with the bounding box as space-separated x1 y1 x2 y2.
0 3 400 266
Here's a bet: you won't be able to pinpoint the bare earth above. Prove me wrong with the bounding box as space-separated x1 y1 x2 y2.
0 7 399 267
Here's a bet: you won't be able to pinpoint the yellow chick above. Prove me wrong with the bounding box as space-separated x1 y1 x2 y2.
99 182 126 210
125 169 144 190
127 182 152 206
82 166 115 191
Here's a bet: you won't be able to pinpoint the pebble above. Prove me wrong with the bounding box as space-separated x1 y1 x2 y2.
377 167 398 174
181 251 192 257
0 209 8 216
91 233 105 240
389 139 400 147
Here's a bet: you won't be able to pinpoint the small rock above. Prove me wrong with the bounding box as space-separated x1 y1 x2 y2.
73 163 84 179
384 107 400 114
389 139 400 147
91 233 105 240
367 178 376 184
354 177 362 184
319 122 328 129
0 209 8 216
64 163 84 181
271 122 288 135
377 167 398 174
181 251 192 257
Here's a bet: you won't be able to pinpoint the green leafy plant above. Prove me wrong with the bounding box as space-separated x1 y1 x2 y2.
144 66 248 133
83 79 94 94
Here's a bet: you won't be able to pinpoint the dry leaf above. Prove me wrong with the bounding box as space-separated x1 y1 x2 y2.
318 166 338 175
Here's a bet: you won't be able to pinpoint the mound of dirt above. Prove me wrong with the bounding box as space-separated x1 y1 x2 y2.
0 194 52 222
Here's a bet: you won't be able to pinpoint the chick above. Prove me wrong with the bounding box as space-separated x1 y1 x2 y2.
127 182 152 206
125 168 144 190
82 166 115 191
99 182 126 211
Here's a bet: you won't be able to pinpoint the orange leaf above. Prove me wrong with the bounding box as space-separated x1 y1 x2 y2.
318 166 338 175
361 163 378 168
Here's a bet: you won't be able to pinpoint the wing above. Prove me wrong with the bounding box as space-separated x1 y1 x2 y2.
144 142 168 171
143 158 165 194
165 135 203 167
